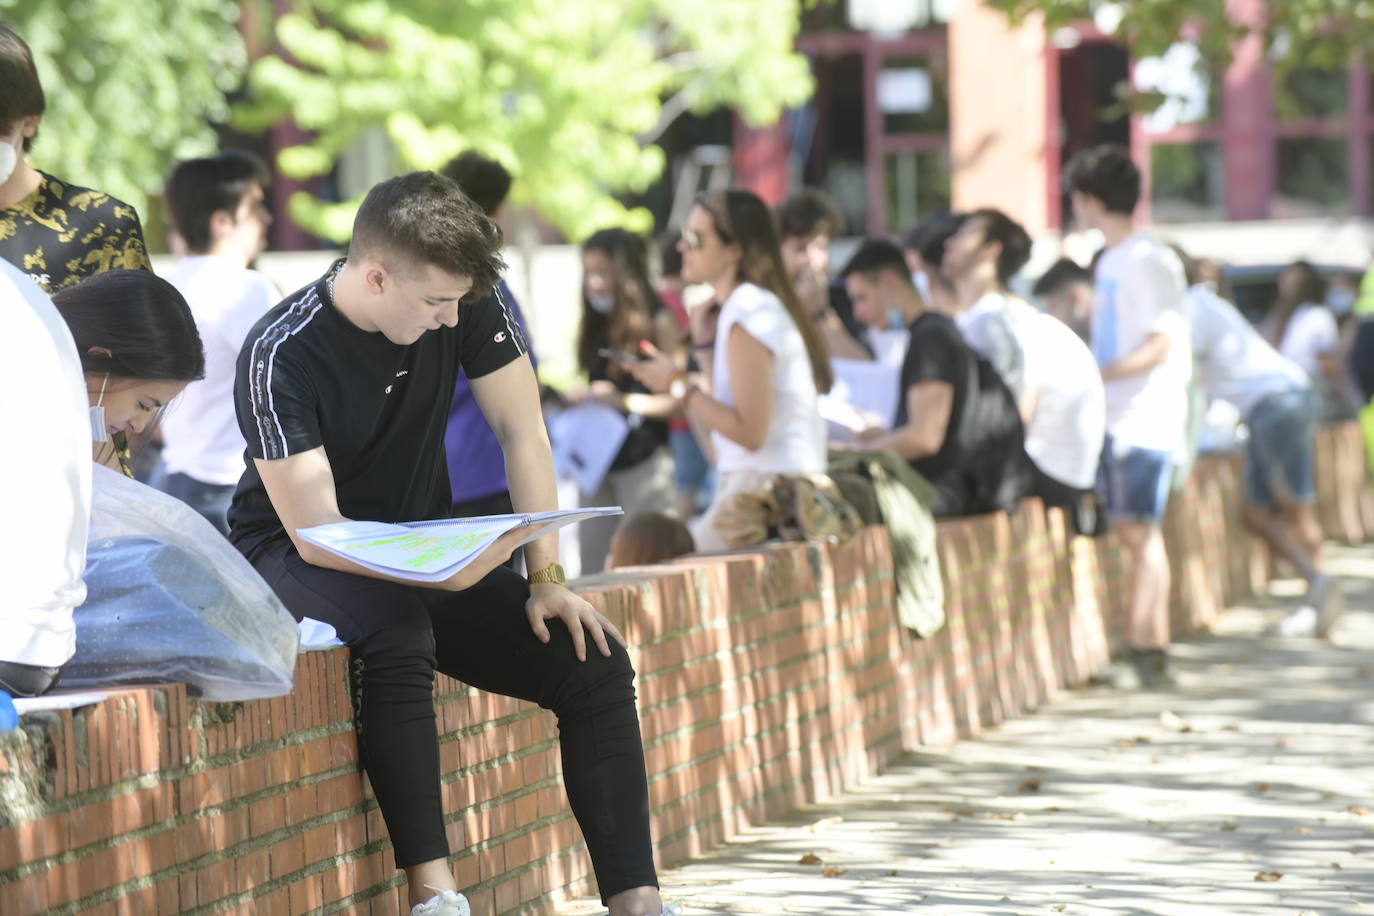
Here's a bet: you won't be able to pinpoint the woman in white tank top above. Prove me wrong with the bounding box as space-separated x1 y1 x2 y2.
625 189 832 550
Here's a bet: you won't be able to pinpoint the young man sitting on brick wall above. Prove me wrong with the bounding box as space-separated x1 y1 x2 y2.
228 172 674 916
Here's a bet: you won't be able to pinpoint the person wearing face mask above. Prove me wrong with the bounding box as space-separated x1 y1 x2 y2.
774 189 876 363
572 228 682 574
0 260 91 699
50 270 205 478
0 25 152 293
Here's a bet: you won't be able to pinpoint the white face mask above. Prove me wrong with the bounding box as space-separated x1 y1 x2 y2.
1327 288 1357 316
0 133 19 185
912 269 933 303
587 289 614 314
90 373 110 443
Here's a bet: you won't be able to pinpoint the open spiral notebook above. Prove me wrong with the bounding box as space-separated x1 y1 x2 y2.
297 507 622 583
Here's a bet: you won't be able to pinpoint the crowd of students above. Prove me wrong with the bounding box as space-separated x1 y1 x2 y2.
4 15 1370 915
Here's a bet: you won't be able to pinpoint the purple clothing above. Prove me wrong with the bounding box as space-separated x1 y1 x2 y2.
445 279 535 503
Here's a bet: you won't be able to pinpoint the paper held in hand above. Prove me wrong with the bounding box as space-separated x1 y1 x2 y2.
297 507 623 583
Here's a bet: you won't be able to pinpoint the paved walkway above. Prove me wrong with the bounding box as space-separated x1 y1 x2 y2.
562 544 1374 916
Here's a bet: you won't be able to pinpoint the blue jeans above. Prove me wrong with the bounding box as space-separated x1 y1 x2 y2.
152 467 236 537
1098 437 1174 524
1245 387 1319 508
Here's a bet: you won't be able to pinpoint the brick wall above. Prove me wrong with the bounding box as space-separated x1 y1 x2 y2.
2 423 1367 916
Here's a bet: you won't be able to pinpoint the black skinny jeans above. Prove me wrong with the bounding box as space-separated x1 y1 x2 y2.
250 541 658 901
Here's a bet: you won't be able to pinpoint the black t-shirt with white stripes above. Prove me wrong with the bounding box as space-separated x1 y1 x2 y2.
227 259 528 560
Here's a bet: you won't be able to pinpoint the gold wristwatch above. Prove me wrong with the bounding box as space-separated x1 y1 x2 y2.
528 563 567 586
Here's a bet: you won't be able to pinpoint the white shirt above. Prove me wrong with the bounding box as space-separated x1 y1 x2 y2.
1 260 91 667
1019 306 1107 490
712 282 826 474
959 292 1105 490
957 292 1027 398
1275 302 1338 378
1091 234 1192 452
160 256 279 485
1189 284 1308 416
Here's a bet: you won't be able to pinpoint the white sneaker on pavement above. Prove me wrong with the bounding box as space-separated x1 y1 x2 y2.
1266 604 1317 638
1310 573 1343 638
410 887 472 916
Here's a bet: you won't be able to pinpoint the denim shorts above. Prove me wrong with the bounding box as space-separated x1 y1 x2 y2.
1098 437 1174 523
670 428 711 490
1244 387 1318 508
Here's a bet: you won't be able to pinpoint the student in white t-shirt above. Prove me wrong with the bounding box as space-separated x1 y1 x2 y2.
942 209 1106 531
1185 272 1338 637
1067 144 1191 689
625 189 833 551
155 150 277 535
0 261 91 698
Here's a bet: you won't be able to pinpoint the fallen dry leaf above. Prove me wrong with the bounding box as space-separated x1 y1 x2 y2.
1256 782 1272 793
1018 777 1042 792
1295 826 1314 835
1347 805 1370 816
798 853 823 865
1053 907 1067 913
1254 871 1283 882
822 866 847 878
1220 821 1238 831
1159 710 1190 731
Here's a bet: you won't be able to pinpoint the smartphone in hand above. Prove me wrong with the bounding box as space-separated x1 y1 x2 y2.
598 346 644 363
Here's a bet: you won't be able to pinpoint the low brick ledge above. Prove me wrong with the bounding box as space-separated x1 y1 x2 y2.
2 423 1369 916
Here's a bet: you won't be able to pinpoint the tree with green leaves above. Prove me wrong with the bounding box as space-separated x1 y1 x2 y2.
236 0 814 242
0 0 247 225
985 0 1373 72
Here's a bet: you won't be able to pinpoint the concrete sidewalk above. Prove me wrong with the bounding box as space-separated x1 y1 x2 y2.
562 544 1374 916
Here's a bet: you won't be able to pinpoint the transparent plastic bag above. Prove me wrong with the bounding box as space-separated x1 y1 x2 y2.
59 465 299 701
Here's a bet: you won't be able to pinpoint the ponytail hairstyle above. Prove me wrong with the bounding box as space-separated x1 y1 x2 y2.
697 189 833 394
576 227 669 383
51 269 205 383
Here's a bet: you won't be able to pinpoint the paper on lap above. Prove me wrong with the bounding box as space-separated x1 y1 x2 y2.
297 508 622 583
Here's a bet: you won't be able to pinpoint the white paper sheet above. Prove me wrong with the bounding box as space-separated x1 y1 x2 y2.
549 404 632 494
829 358 902 431
297 508 622 583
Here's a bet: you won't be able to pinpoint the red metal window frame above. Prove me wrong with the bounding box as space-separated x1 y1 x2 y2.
798 29 951 235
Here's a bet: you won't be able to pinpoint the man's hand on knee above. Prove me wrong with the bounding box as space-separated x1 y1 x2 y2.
526 584 628 662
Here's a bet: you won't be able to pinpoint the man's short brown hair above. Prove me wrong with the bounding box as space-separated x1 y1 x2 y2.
774 188 844 241
349 171 506 300
0 24 45 151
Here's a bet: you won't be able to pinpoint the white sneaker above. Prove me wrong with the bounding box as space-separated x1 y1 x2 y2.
1310 574 1344 638
1266 604 1317 637
411 887 472 916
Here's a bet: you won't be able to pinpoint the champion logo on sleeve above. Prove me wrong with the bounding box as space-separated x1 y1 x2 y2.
494 331 507 343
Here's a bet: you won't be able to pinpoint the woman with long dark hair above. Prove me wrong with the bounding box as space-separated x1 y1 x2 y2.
1262 260 1349 416
52 269 205 476
573 228 682 573
627 188 832 551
